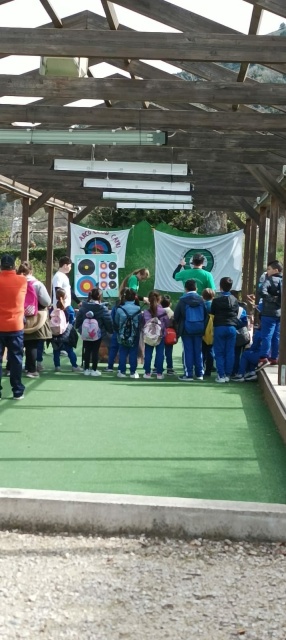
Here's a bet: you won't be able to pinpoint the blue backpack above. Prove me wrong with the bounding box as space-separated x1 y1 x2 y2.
184 301 205 336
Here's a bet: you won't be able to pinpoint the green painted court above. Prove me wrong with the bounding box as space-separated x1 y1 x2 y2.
0 344 286 504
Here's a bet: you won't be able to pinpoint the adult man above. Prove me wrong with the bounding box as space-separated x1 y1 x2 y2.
0 253 27 400
172 253 216 295
52 255 72 308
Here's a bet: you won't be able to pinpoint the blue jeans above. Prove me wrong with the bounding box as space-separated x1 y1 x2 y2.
53 343 77 368
213 326 236 378
108 332 119 369
182 335 203 378
238 350 260 376
118 339 139 374
260 316 280 360
37 340 45 363
144 340 165 375
0 331 25 398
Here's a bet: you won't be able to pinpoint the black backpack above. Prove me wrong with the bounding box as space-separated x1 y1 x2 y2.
117 306 141 347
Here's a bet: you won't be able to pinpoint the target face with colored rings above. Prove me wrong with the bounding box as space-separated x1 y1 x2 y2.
100 262 107 269
109 261 117 270
100 271 107 279
77 276 97 294
109 271 117 280
109 281 117 289
84 238 112 254
78 258 96 275
184 248 214 272
100 281 107 289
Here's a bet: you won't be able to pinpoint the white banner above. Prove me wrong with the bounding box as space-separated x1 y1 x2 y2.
70 223 130 268
154 229 244 292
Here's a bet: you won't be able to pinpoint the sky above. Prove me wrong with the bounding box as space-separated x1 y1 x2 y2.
0 0 284 114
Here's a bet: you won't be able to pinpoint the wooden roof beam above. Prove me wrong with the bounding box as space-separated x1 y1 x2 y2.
232 196 260 224
233 5 263 111
244 164 286 206
2 105 286 129
74 203 97 223
0 29 286 63
38 0 63 28
3 77 286 104
243 0 286 19
29 189 56 215
227 211 246 230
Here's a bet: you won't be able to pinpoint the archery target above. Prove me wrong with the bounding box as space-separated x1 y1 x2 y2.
77 276 97 295
74 253 119 297
84 237 112 255
78 258 96 275
99 254 119 296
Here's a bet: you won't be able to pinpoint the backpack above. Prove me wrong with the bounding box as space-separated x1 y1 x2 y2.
202 314 214 345
184 302 205 336
50 308 68 336
143 314 165 347
81 317 101 341
164 327 177 346
236 326 251 348
24 280 38 317
117 306 141 347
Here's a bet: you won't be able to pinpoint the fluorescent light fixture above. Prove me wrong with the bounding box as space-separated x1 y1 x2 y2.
84 178 191 192
103 191 193 202
0 129 167 146
116 202 193 210
54 159 189 176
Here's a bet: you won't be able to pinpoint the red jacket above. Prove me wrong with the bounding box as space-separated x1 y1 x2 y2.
0 271 27 332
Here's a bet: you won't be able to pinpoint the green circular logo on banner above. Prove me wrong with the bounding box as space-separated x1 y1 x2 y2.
184 249 214 272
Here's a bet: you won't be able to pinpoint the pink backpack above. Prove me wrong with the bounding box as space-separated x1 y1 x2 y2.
24 281 38 317
50 308 68 336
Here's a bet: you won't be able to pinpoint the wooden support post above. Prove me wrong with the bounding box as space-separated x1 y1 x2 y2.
242 218 251 300
21 196 30 262
278 208 286 385
248 218 257 296
46 206 55 296
67 211 74 254
268 196 279 263
256 205 267 303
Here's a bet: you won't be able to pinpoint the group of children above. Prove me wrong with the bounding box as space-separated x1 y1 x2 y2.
17 258 282 384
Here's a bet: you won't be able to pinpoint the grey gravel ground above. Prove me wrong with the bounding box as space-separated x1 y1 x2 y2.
0 532 285 639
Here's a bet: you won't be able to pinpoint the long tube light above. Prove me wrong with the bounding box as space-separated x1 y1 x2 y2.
116 202 193 210
0 129 167 146
84 178 191 192
54 159 190 175
103 191 193 202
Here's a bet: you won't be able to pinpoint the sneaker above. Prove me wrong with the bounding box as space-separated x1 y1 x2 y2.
269 359 278 366
167 369 175 376
103 367 114 373
13 395 24 401
231 374 243 381
178 376 193 382
36 362 44 372
130 372 139 379
224 376 230 382
233 376 245 382
256 358 270 371
143 373 151 379
157 374 164 380
196 376 204 381
72 366 83 373
117 371 126 378
84 369 90 376
151 369 157 376
5 370 10 377
60 351 68 357
245 373 258 381
91 370 101 377
244 371 256 379
54 367 61 373
215 376 226 383
26 371 39 378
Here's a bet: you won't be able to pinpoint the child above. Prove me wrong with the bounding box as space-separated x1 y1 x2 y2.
210 277 239 383
114 288 141 379
201 288 215 377
142 291 169 380
75 288 113 376
256 260 282 370
52 288 82 373
174 279 207 381
153 295 176 376
231 322 262 382
104 289 127 373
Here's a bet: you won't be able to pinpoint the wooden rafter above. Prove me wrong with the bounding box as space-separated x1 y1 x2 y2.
29 189 56 216
232 197 260 224
233 4 263 111
244 0 286 19
38 0 62 28
245 164 286 206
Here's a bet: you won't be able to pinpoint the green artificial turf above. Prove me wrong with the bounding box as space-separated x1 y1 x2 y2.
0 344 286 504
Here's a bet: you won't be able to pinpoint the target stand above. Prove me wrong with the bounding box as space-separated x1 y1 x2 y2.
74 254 119 298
